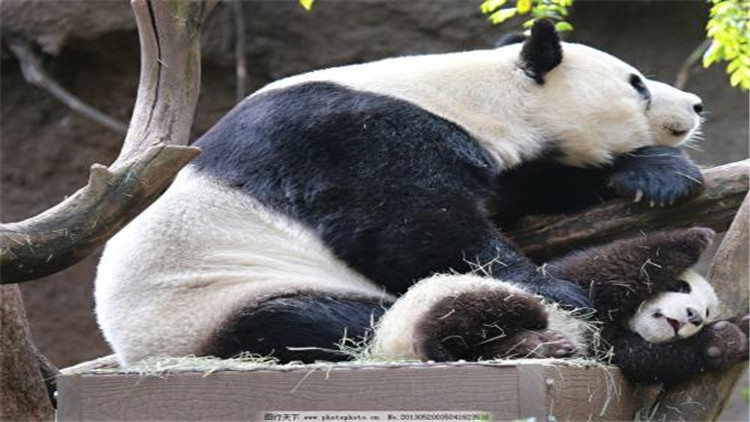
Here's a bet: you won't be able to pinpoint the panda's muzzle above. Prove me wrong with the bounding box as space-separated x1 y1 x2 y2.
666 317 685 334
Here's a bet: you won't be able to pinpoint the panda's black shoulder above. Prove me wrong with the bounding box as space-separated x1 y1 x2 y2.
190 81 499 199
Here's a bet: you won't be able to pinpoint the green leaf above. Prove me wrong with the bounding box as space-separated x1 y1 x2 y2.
489 8 518 24
555 21 574 31
299 0 314 12
480 0 508 14
517 0 532 14
730 68 742 86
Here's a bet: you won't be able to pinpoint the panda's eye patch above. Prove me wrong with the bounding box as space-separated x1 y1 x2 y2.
629 74 651 101
666 280 692 294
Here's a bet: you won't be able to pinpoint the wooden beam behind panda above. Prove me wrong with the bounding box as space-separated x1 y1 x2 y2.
510 159 750 263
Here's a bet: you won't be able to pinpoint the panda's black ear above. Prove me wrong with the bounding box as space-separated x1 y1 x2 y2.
520 19 562 84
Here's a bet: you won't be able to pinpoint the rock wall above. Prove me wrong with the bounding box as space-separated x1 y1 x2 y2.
2 0 747 372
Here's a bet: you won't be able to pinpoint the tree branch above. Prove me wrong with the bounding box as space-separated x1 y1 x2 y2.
510 159 750 262
674 39 711 90
231 0 247 102
6 37 129 134
0 0 217 284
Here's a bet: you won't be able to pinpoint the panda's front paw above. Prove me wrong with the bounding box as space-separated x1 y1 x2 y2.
703 319 749 370
608 146 703 207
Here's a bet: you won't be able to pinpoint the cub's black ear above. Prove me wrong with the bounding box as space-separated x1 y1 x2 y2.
520 19 563 84
495 32 527 48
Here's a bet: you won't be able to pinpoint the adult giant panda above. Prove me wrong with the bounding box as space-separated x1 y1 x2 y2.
95 20 707 366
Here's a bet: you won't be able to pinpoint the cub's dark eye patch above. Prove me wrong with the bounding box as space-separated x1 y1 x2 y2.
666 280 692 294
629 74 652 102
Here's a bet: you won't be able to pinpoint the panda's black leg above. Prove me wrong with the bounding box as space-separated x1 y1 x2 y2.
320 199 592 310
493 158 614 228
202 293 388 363
608 145 704 206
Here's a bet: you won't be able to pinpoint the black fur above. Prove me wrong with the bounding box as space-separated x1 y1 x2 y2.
492 145 704 228
192 81 590 310
415 288 578 361
608 145 704 206
520 20 563 84
492 156 614 227
203 293 387 363
414 288 549 361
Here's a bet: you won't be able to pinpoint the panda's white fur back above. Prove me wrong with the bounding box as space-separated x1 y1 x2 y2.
95 167 390 365
260 43 701 168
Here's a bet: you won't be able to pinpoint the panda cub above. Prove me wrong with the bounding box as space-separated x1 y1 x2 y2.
374 227 749 384
96 20 708 367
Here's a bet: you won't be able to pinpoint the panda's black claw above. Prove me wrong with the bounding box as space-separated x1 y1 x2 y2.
608 146 703 207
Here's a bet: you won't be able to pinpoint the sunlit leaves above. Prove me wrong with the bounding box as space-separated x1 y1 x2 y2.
703 0 749 91
480 0 574 32
299 0 314 12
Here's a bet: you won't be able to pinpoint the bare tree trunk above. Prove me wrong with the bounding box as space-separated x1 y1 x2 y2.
0 285 54 421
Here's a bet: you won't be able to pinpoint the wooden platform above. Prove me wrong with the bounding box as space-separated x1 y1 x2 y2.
57 357 655 421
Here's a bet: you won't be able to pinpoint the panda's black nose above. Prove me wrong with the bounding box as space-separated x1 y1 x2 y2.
687 307 703 325
693 103 704 114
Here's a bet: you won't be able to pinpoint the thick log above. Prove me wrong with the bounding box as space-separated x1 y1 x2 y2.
0 0 216 284
510 159 750 261
0 285 54 421
650 194 749 422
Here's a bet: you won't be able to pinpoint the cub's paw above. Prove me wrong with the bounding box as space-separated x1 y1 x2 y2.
477 329 578 359
414 285 548 362
608 146 703 207
703 320 749 370
729 314 750 335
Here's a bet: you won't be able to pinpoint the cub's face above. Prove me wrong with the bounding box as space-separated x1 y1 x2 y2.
629 270 720 342
525 43 704 167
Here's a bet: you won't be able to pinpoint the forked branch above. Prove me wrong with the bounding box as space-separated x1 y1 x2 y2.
0 0 216 284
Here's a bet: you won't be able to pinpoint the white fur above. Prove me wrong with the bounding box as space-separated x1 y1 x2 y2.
95 167 391 365
371 274 588 361
628 269 719 343
259 43 702 168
